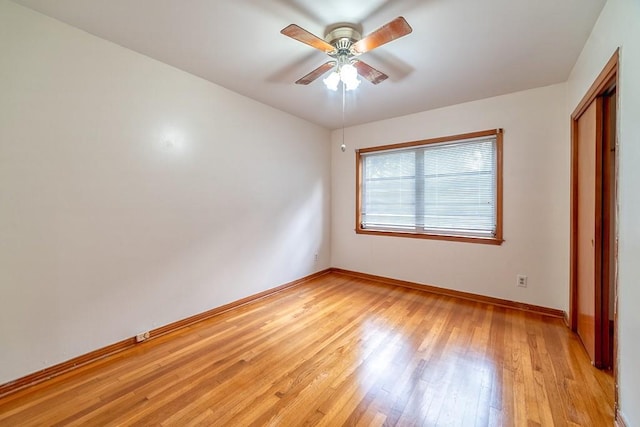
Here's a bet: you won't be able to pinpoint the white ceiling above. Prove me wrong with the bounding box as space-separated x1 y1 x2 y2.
13 0 606 129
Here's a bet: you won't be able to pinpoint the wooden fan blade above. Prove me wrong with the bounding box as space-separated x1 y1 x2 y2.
351 17 412 55
295 61 336 85
281 24 336 54
353 60 388 85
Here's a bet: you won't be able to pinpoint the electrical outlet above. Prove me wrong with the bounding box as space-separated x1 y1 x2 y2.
136 331 150 343
517 274 528 288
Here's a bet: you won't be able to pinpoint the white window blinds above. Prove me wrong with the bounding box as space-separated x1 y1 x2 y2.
361 135 497 238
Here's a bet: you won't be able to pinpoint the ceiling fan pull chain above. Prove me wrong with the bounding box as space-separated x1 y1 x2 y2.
341 83 346 152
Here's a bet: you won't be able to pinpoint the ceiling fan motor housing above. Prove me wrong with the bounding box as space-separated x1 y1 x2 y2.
325 26 362 52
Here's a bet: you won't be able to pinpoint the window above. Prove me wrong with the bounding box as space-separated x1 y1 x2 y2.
356 129 503 245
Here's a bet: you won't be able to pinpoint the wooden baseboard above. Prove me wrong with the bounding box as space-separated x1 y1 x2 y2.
331 268 565 319
0 268 331 399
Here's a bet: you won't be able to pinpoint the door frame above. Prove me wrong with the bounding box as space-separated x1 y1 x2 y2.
569 47 618 365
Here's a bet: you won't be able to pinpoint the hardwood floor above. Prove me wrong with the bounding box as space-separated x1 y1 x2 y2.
0 272 614 426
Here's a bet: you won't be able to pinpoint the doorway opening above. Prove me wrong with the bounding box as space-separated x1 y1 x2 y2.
570 49 618 372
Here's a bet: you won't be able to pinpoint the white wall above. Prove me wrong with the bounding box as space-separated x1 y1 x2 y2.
567 0 640 424
332 83 569 311
0 0 331 385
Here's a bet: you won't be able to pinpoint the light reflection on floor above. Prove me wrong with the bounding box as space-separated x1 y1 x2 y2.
355 314 498 425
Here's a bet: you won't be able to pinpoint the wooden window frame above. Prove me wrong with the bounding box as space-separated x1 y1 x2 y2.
355 129 504 245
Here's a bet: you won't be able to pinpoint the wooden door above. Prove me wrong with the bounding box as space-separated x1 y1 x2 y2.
575 98 603 365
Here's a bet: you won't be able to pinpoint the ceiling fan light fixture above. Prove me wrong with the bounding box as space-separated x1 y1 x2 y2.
323 71 340 91
344 78 360 91
323 61 360 91
340 63 360 91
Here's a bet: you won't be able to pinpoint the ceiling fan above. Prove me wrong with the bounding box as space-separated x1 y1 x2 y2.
280 17 412 90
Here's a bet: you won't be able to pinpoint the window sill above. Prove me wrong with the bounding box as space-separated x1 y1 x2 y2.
355 228 504 246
